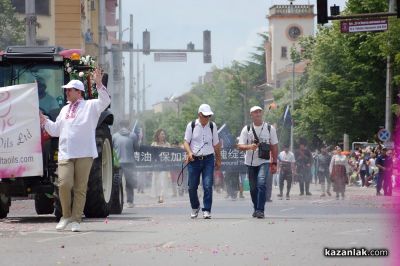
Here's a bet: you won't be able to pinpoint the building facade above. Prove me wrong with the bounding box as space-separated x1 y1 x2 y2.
265 4 314 89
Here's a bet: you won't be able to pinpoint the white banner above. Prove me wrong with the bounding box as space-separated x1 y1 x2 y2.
0 83 43 178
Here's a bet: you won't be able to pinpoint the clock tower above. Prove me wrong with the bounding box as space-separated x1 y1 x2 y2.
265 3 314 89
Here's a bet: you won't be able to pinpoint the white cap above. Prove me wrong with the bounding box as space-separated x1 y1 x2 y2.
250 106 263 113
198 104 214 116
61 80 85 91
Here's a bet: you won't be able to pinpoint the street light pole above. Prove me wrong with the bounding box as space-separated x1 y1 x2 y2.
25 0 36 46
136 44 141 113
385 0 395 136
129 14 134 117
290 62 295 152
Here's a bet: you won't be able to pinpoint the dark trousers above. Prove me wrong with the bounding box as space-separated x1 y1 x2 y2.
279 168 292 195
187 155 214 212
248 163 269 212
120 163 136 203
377 172 393 196
360 170 368 187
298 167 311 194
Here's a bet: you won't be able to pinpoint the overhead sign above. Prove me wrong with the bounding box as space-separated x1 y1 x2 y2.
377 128 391 142
340 19 388 33
154 53 187 62
0 83 43 178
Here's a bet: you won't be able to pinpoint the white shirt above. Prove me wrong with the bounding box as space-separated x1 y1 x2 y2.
238 122 278 166
278 151 295 163
44 85 111 161
184 119 219 156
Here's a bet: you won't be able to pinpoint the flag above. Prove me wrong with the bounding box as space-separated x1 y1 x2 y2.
217 123 236 148
281 105 293 127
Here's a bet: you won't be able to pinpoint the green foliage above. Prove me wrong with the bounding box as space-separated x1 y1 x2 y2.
290 1 399 148
0 0 24 49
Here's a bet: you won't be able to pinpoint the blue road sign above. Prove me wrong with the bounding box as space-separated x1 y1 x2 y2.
377 129 390 142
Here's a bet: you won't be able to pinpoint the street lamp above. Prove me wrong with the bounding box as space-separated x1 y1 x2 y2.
290 46 301 152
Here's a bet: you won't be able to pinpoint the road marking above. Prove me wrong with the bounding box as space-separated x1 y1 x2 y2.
336 228 372 236
161 241 175 248
36 231 92 243
311 199 335 204
280 207 295 212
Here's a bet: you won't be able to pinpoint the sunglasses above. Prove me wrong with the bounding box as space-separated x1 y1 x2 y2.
201 113 211 118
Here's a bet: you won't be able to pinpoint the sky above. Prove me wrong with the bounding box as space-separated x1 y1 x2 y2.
120 0 347 112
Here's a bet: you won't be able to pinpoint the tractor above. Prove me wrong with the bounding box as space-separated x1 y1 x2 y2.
0 46 123 220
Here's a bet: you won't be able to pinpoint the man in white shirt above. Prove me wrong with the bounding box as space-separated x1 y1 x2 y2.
278 144 295 200
183 104 221 219
237 106 278 219
40 69 111 232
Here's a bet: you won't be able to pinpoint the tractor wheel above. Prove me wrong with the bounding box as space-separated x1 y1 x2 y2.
35 193 54 215
84 125 115 218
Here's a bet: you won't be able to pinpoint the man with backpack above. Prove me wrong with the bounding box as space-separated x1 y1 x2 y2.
183 104 221 219
112 120 139 208
237 106 278 219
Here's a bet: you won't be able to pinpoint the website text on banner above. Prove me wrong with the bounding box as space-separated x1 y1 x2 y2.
0 83 43 178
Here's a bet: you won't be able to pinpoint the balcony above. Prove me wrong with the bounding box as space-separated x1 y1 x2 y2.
269 5 314 17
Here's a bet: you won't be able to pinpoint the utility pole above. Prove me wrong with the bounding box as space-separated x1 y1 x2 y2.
290 62 295 152
129 14 134 117
98 0 106 67
25 0 36 46
142 63 146 112
117 0 124 119
385 0 395 136
136 44 141 113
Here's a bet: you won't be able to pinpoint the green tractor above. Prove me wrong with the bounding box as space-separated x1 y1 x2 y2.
0 46 123 220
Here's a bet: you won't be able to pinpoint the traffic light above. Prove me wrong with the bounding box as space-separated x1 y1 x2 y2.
317 0 328 25
143 30 150 55
203 30 211 64
397 0 400 18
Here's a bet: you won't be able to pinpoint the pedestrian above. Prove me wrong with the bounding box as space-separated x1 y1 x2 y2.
237 106 278 219
151 129 171 203
376 147 393 196
277 144 295 200
316 146 332 197
329 146 350 200
295 143 313 196
112 120 139 208
183 104 221 219
358 154 370 187
40 69 110 232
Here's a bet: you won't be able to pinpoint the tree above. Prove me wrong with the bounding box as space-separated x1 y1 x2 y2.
291 0 399 148
0 0 24 49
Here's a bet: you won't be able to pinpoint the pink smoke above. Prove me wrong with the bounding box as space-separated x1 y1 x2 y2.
0 166 27 179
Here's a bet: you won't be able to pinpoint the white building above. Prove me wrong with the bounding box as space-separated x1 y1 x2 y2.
265 4 314 89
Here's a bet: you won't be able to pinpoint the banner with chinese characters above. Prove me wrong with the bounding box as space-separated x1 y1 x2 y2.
0 83 43 178
133 146 246 171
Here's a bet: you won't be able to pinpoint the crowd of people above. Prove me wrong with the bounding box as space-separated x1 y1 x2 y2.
39 68 397 232
111 104 398 218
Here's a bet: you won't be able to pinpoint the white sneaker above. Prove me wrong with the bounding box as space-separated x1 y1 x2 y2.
190 207 200 219
203 211 211 219
71 222 81 232
56 217 70 231
126 202 134 208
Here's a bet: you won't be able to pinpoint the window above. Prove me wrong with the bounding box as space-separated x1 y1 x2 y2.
281 46 287 58
11 0 50 16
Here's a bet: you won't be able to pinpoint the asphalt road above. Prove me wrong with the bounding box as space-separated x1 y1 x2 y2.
0 183 398 266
